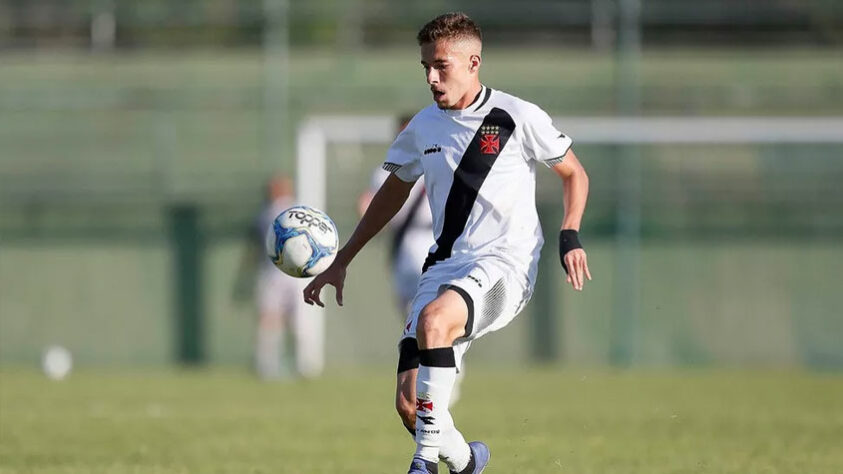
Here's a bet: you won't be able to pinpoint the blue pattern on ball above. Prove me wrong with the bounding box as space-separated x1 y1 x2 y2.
272 218 337 277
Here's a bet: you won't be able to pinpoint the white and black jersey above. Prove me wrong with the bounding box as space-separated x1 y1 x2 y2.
382 85 572 289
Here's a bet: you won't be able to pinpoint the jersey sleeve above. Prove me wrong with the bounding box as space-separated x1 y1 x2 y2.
369 166 391 193
382 124 423 182
521 105 573 167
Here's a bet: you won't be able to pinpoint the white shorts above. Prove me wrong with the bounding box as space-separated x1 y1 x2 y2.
256 269 300 320
400 256 532 371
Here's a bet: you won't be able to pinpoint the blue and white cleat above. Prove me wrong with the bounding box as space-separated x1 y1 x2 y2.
408 457 438 474
449 441 490 474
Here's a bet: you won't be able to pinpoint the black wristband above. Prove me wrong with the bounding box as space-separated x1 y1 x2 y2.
558 229 583 274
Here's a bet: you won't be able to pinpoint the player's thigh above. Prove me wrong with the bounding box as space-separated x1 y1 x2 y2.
417 289 470 347
448 260 530 341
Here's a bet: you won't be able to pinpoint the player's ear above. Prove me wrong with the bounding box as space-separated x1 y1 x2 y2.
469 54 481 72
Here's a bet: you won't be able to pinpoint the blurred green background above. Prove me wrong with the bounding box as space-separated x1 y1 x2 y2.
1 0 842 370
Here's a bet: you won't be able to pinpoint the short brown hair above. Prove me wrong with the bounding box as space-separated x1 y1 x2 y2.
417 12 482 45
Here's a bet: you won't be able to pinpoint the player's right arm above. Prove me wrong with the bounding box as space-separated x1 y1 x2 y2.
303 173 415 307
520 102 592 291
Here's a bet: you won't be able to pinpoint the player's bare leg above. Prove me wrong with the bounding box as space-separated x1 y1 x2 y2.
396 368 418 434
398 364 485 474
402 294 465 409
405 289 488 473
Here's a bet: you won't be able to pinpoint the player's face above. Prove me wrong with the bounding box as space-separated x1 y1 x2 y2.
420 39 481 110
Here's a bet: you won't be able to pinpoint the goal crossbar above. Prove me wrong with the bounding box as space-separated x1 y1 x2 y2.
297 115 843 207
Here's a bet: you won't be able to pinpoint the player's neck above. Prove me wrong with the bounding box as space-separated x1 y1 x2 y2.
450 83 483 110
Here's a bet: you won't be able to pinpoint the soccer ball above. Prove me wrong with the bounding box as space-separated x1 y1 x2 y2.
42 345 73 380
266 205 338 278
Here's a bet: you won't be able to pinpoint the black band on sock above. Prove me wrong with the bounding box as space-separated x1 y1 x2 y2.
397 338 420 373
443 284 474 337
419 347 456 368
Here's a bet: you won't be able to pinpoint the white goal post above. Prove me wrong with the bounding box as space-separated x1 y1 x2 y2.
297 116 843 208
294 115 843 366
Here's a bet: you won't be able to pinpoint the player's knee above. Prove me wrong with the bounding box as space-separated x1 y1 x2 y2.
417 303 461 347
417 305 445 346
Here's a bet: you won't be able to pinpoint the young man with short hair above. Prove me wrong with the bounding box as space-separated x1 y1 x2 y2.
304 12 591 474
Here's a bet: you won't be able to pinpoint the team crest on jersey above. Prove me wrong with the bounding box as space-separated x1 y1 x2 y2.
479 124 501 155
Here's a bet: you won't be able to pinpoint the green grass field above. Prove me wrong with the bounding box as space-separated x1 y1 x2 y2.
2 368 841 473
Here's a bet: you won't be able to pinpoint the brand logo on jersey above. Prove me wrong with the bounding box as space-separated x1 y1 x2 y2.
416 398 433 412
479 124 501 155
424 145 442 155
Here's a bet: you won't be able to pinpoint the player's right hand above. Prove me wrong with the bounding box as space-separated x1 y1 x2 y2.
303 262 346 307
559 229 591 291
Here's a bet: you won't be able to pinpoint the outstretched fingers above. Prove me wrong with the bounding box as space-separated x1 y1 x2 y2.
302 264 347 307
335 279 344 307
303 279 325 307
564 249 590 291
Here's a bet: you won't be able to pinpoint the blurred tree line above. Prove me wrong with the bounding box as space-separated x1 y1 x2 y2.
1 0 841 50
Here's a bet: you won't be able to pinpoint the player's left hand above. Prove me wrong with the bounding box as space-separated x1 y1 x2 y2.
563 248 591 291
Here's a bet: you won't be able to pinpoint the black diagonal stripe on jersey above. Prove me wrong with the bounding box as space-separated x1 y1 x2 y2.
422 107 515 272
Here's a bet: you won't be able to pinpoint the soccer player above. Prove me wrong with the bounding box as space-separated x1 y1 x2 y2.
234 175 324 379
303 12 591 474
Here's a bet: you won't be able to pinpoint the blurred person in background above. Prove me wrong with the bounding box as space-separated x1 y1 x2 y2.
358 114 465 406
305 12 590 474
234 175 322 380
358 114 433 318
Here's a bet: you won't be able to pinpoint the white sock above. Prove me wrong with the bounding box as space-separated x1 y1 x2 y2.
439 425 472 472
449 367 465 407
414 347 457 462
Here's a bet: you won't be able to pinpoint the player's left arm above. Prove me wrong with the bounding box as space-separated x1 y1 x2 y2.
550 149 592 291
